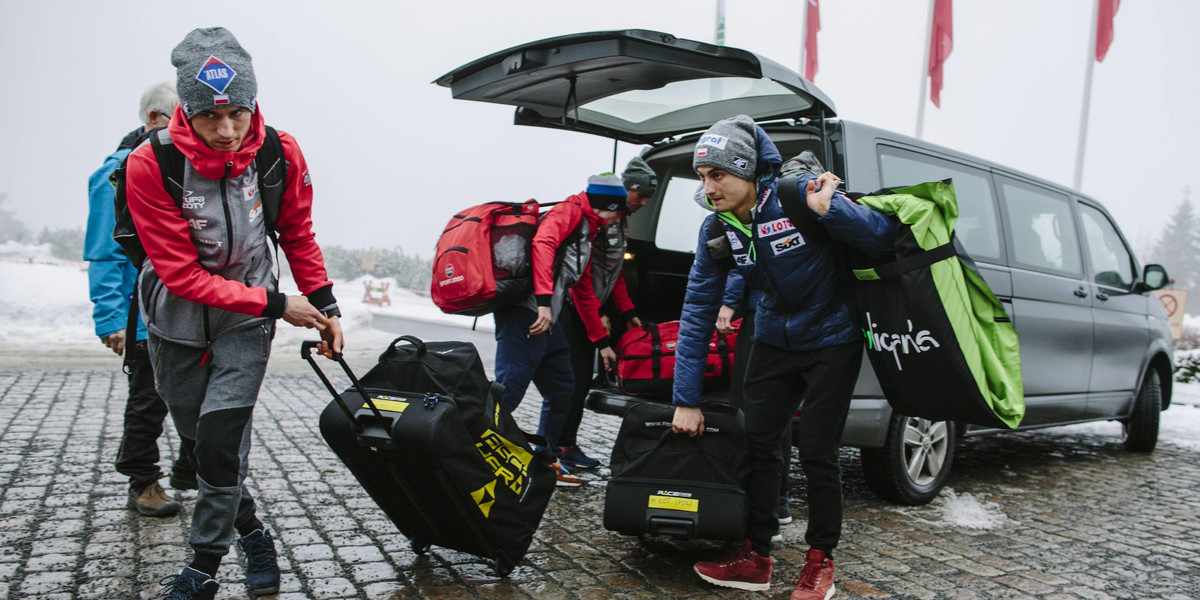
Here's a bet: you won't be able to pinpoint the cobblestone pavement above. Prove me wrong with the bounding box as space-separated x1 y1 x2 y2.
1 368 1198 600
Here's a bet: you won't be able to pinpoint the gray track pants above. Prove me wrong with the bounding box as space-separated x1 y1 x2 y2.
149 321 273 558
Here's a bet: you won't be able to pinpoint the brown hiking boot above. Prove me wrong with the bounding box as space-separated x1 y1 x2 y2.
128 481 182 517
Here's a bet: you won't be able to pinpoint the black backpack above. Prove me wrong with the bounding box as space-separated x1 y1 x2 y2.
107 126 287 368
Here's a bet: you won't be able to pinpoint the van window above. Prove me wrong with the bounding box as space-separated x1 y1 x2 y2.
1079 204 1135 290
878 147 1001 261
654 175 706 253
997 178 1083 275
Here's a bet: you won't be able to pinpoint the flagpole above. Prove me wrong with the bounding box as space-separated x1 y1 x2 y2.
1073 0 1100 192
800 0 808 77
715 0 725 44
915 0 935 139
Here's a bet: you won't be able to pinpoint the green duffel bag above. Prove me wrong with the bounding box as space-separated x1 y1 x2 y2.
849 179 1024 429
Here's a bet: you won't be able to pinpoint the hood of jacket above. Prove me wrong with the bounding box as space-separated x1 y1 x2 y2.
565 191 609 233
167 103 266 180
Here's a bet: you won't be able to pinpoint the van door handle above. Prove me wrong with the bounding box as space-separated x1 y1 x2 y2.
1073 286 1088 298
1096 291 1109 301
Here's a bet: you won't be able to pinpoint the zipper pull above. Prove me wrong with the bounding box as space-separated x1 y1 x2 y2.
422 394 439 409
200 341 214 365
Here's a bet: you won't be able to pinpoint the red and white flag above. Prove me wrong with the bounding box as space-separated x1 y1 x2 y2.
1095 0 1120 62
928 0 953 107
804 0 820 81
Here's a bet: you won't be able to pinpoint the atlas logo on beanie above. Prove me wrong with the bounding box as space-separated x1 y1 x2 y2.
585 173 628 212
693 114 758 181
172 27 258 118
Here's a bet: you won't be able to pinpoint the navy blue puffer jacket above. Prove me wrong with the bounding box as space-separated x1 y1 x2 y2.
672 126 896 407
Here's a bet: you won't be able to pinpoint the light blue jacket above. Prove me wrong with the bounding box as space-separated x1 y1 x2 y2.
85 129 146 340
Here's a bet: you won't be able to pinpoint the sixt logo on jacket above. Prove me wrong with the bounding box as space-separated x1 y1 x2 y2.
195 56 237 94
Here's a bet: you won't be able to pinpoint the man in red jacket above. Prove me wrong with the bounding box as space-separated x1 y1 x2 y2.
556 162 651 470
126 28 341 600
493 174 627 486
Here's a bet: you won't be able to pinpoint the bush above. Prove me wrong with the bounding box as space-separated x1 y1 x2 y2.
1176 352 1200 384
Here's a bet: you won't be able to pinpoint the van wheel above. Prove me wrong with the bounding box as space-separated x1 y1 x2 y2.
1123 370 1161 453
861 414 956 506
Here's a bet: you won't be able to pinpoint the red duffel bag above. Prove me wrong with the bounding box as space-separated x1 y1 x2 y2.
616 319 741 397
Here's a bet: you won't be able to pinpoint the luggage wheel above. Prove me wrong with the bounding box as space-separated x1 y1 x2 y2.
493 557 514 578
411 539 431 555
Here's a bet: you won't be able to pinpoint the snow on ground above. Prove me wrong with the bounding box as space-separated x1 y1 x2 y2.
0 242 481 360
932 488 1011 530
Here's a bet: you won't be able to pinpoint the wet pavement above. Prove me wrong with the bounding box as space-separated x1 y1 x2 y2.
0 365 1198 599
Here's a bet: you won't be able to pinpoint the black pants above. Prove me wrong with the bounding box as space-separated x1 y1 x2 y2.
727 313 791 499
557 307 595 449
115 340 194 489
742 339 862 556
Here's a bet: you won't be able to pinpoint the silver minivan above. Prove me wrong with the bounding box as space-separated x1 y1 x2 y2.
437 29 1175 505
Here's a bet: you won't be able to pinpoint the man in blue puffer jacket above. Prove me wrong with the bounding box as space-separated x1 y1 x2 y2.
85 82 195 518
672 115 894 599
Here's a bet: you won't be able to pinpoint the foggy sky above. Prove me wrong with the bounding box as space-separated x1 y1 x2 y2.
1 0 1196 259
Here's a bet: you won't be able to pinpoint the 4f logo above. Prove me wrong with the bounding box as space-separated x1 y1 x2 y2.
188 218 208 231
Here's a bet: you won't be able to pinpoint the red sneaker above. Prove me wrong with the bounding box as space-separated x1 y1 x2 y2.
790 548 836 600
693 540 772 591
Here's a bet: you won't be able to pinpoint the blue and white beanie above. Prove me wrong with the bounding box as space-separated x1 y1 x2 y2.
585 173 628 212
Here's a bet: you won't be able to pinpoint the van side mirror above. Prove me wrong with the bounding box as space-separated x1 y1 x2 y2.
1140 264 1169 292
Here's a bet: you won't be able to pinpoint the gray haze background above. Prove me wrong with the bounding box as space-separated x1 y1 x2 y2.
1 0 1196 259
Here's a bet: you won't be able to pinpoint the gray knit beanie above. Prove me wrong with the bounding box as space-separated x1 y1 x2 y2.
621 156 658 193
693 115 758 181
172 27 257 118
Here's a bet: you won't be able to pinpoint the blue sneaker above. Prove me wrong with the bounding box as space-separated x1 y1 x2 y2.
559 445 602 470
237 529 280 596
156 567 218 600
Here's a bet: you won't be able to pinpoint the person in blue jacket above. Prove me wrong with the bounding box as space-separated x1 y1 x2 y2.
84 81 195 518
672 115 894 599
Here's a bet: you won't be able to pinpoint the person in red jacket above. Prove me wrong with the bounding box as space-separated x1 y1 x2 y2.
556 161 652 470
493 174 628 486
126 28 342 600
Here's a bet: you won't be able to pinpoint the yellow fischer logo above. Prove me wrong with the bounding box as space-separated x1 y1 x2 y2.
476 429 532 496
471 480 496 517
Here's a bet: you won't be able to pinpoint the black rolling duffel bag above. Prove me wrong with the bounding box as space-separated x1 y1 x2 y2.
603 402 749 541
304 335 556 576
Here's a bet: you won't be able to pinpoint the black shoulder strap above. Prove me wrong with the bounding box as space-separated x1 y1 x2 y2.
255 125 287 234
853 239 957 281
147 128 186 206
704 215 737 272
776 175 831 243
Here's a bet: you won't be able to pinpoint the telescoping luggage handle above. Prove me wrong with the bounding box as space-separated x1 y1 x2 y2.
300 341 393 438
